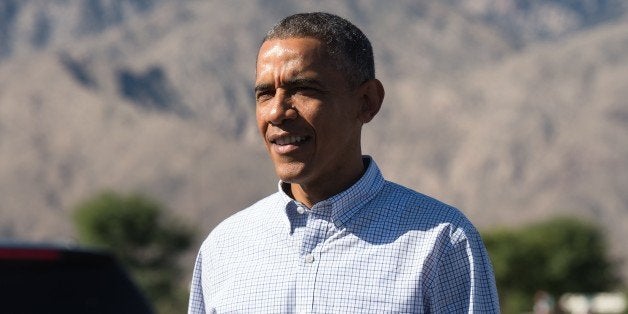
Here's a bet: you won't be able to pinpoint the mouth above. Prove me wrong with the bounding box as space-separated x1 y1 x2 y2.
268 134 311 154
271 135 309 146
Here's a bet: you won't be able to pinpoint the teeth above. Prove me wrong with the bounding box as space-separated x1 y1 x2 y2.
275 136 305 145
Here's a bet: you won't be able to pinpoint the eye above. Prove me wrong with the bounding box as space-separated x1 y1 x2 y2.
255 90 274 102
293 86 320 97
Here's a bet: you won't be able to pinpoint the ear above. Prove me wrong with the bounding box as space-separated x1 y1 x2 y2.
357 79 385 123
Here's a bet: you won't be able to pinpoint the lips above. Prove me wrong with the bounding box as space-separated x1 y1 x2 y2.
273 135 308 145
268 134 310 154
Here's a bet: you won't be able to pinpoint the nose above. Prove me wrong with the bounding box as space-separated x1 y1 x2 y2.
265 90 298 125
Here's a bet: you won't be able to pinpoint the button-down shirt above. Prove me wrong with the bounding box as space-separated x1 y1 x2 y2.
188 157 499 313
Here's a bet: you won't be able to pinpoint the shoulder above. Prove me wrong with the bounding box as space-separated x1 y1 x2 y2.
369 181 480 241
379 181 470 223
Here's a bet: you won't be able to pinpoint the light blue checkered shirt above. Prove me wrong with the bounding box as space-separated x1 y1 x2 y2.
188 157 499 313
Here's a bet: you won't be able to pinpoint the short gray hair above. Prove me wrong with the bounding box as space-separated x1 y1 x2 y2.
264 12 375 88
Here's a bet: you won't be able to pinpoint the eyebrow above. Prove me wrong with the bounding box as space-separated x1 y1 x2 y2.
254 77 325 93
254 83 274 93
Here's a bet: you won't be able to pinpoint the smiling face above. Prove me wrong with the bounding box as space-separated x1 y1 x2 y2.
255 37 369 205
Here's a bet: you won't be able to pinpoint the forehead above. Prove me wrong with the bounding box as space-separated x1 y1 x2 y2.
255 38 328 78
258 37 325 60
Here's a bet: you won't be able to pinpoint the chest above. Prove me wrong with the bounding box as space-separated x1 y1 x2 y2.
206 224 439 313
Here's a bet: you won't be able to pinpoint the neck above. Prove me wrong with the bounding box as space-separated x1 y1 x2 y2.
290 157 366 208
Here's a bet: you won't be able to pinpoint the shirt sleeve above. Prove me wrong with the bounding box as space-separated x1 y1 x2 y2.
188 250 206 314
428 226 500 313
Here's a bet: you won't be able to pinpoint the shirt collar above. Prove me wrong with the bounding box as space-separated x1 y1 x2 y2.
277 156 385 231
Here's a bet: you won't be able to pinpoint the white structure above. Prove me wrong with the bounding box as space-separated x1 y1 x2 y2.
560 292 626 314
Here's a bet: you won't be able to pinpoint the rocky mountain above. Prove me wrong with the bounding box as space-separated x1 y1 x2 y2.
1 0 627 279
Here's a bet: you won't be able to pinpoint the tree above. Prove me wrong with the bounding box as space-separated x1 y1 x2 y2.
74 190 194 313
483 217 620 314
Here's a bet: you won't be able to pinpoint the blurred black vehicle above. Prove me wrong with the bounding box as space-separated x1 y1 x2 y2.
0 243 153 314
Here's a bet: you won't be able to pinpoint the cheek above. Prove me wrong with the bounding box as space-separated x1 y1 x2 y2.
316 110 360 142
255 108 267 134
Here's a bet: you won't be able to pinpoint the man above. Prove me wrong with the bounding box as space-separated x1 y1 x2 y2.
189 12 499 313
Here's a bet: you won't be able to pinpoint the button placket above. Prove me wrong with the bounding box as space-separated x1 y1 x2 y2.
295 213 329 314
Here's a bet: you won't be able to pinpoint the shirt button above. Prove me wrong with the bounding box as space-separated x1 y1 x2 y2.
304 254 314 263
296 205 307 214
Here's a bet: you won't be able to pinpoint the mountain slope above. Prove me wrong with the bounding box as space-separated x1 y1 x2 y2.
0 0 626 279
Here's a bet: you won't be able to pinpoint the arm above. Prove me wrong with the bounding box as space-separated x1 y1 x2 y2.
188 251 206 314
427 226 500 313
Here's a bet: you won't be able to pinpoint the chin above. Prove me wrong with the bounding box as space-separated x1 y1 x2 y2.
273 162 307 184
